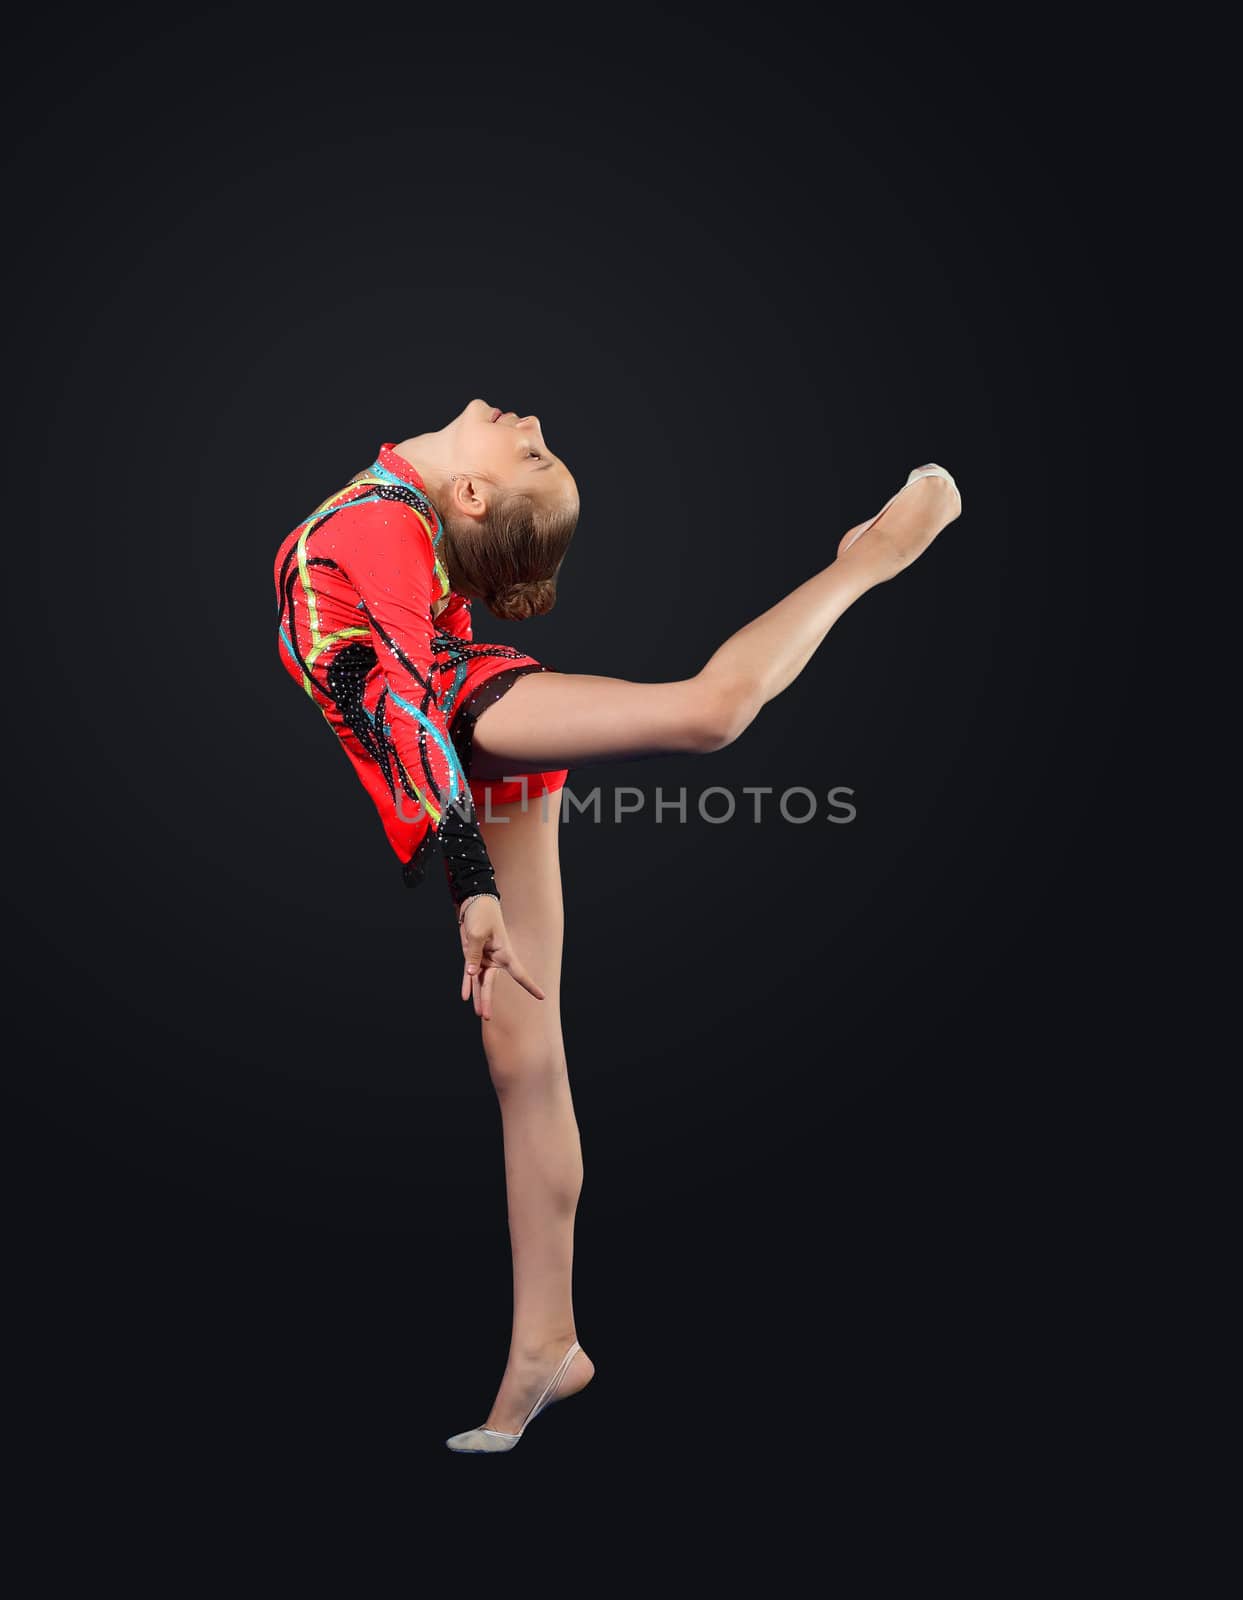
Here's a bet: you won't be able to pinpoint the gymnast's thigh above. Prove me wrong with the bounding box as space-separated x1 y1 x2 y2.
467 668 703 778
477 786 566 1042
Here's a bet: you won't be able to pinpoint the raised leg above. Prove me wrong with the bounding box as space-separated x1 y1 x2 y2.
472 785 595 1433
466 472 961 780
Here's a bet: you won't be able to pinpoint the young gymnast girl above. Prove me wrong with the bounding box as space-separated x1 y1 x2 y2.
273 397 961 1454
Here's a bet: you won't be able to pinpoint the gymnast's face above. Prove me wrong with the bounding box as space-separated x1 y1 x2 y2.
448 397 576 511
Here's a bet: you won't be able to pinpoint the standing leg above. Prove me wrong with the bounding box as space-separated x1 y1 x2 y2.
472 784 595 1433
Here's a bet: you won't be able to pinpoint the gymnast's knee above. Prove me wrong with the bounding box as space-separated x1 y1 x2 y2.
482 1028 568 1093
680 670 761 754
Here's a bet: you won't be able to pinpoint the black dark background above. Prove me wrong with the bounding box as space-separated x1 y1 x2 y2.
2 0 1162 1527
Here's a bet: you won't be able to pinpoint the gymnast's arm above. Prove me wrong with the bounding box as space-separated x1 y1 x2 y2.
315 497 545 1012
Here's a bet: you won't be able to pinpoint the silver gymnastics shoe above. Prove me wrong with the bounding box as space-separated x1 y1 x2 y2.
837 463 962 558
445 1340 583 1454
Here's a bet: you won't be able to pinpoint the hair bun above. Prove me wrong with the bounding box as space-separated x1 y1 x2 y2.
486 577 556 622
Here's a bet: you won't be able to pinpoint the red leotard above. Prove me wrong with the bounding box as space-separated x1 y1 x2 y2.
273 442 568 907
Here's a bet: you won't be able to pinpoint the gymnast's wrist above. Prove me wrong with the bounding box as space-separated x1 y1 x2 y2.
457 890 501 925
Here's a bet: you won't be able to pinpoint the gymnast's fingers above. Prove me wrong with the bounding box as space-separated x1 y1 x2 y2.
491 945 546 1002
478 965 500 1021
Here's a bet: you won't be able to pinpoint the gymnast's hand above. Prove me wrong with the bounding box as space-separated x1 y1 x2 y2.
459 895 547 1021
